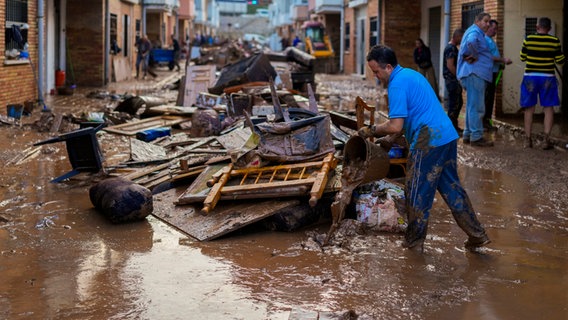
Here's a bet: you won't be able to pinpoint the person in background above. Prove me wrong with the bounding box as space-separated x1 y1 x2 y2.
413 38 439 97
358 44 490 252
171 34 181 72
293 35 302 48
280 36 290 50
519 17 565 150
484 20 512 131
457 12 494 147
443 28 464 133
135 34 152 79
110 39 121 55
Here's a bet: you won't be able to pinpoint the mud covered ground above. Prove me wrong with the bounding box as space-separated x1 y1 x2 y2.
0 71 566 319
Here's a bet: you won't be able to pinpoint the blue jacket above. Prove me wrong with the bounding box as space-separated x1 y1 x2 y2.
457 24 493 82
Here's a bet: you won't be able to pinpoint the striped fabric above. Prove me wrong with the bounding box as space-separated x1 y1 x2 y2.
520 33 565 74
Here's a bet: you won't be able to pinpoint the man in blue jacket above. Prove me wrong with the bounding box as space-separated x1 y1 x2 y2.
457 12 494 147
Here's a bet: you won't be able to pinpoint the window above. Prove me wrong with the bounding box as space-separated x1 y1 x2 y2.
110 14 118 54
524 17 537 37
5 0 28 51
345 22 350 51
461 1 483 30
369 17 378 46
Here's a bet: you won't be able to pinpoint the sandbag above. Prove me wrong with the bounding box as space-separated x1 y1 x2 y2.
89 177 153 223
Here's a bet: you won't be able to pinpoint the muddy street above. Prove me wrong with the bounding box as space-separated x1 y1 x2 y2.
0 74 567 319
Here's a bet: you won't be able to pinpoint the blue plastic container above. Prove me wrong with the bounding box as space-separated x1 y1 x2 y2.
388 144 405 159
136 127 171 142
7 104 24 119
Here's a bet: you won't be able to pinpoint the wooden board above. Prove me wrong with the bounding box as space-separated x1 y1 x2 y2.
152 187 300 241
182 65 216 107
103 115 186 136
112 56 132 82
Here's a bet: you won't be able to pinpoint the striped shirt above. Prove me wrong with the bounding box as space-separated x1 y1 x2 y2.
520 33 565 74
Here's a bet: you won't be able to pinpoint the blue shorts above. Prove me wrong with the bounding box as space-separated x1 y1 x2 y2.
520 75 560 108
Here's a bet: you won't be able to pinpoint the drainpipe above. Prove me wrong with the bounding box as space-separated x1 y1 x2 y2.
378 0 382 43
105 0 110 85
142 3 146 36
339 5 344 72
37 0 45 104
444 0 450 45
175 8 179 39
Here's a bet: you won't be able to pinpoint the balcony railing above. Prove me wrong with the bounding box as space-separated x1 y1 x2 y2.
143 0 179 8
314 0 342 13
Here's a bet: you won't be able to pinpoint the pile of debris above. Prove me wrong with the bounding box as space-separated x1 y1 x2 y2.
24 48 409 242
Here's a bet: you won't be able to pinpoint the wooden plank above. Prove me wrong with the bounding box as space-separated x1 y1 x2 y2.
176 164 226 204
152 187 300 241
103 115 186 135
327 111 358 131
112 56 132 82
183 65 216 107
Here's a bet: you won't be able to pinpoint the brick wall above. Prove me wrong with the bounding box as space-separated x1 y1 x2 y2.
0 2 38 107
342 0 420 80
343 4 355 74
67 0 105 86
109 0 142 78
383 0 420 71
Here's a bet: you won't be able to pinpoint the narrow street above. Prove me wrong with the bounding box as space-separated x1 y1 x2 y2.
0 68 567 319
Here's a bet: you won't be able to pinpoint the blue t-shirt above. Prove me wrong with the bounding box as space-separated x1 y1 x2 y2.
388 65 458 150
485 35 501 73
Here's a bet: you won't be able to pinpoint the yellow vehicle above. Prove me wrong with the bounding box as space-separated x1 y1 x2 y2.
302 21 334 58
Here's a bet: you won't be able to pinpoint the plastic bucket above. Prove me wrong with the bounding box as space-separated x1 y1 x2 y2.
343 135 390 184
56 70 66 87
7 104 24 119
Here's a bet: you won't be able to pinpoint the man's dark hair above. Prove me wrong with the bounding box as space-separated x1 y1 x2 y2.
452 28 464 38
366 44 398 67
538 17 551 30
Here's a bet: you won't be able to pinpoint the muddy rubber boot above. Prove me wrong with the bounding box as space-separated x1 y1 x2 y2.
541 135 553 150
464 234 491 251
523 136 532 149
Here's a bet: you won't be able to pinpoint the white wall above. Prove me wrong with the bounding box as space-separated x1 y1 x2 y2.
421 0 445 99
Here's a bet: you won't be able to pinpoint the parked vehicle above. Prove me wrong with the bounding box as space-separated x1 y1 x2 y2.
150 49 176 70
301 21 333 58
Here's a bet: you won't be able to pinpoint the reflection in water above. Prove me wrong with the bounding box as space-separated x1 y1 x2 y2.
123 220 288 319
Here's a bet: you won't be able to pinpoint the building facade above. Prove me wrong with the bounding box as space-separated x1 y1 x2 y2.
0 0 39 106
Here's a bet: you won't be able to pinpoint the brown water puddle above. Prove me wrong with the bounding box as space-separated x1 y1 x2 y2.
0 125 566 319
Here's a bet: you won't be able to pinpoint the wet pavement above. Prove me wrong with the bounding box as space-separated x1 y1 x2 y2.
0 70 567 319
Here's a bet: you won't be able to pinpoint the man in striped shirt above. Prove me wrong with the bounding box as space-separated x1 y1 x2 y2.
520 17 565 150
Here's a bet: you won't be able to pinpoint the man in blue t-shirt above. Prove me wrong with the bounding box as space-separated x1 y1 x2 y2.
358 44 490 252
484 20 512 131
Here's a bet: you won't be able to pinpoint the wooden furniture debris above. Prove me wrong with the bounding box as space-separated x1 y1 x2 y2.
112 56 132 82
200 153 337 215
153 186 301 241
182 65 216 107
103 115 185 136
113 136 223 190
354 96 408 175
355 96 375 142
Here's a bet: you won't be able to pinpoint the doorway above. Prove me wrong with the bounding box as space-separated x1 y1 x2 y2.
428 6 441 96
